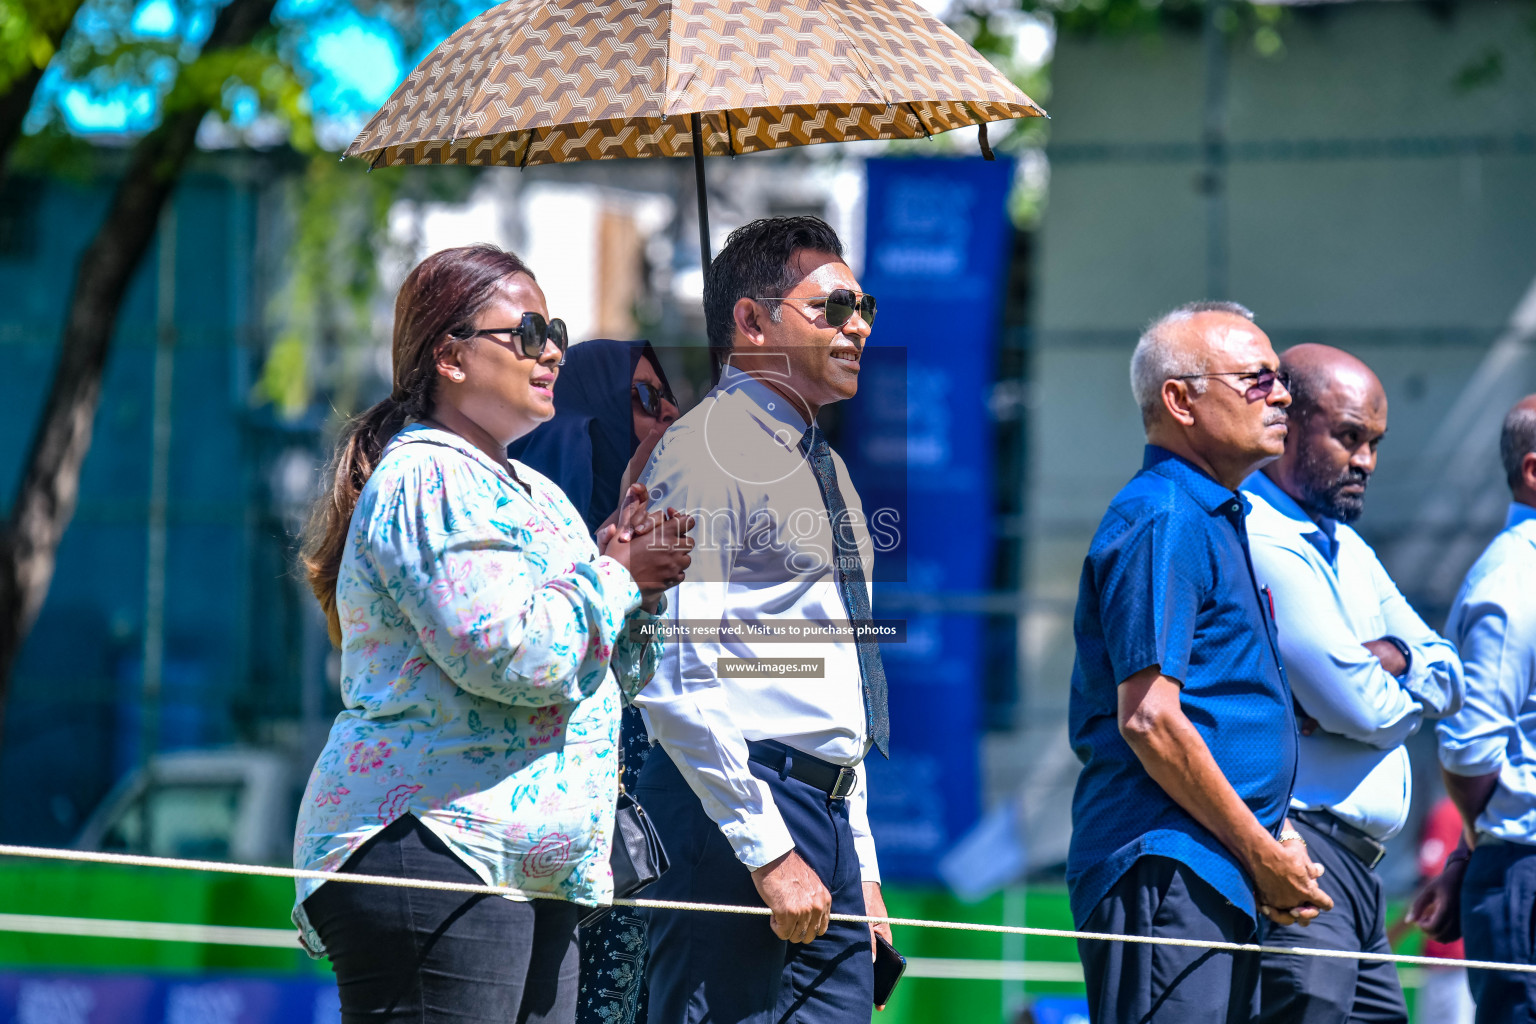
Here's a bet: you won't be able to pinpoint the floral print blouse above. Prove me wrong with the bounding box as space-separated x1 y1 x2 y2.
292 423 661 955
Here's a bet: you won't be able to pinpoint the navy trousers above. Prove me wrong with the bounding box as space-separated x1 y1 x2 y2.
1462 839 1536 1023
1079 855 1262 1024
1257 820 1407 1023
637 749 874 1024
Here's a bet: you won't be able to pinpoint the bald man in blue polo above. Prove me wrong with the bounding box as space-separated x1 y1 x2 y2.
1068 302 1332 1023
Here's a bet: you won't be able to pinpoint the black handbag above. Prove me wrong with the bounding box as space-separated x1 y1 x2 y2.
580 786 670 927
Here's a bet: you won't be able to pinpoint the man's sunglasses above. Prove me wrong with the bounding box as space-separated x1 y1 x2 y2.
1174 368 1291 400
468 312 569 360
754 289 877 329
632 380 676 419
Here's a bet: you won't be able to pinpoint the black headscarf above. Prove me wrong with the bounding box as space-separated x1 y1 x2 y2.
508 339 672 535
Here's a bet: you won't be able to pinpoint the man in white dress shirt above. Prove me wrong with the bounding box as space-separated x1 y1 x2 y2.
1242 345 1463 1023
635 216 892 1023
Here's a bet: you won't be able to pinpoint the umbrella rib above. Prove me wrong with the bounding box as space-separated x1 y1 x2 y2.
824 0 892 106
906 102 933 140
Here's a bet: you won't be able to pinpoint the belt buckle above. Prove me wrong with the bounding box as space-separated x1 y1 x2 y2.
830 766 857 800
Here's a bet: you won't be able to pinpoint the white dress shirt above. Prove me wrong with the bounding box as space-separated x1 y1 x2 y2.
1243 471 1464 841
636 365 880 882
1437 502 1536 843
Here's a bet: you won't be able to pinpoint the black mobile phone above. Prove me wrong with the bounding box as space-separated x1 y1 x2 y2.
873 934 906 1007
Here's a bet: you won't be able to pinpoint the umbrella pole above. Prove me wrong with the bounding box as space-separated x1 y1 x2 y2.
691 112 712 269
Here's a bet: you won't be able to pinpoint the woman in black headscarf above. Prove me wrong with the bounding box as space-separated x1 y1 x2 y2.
508 338 680 1024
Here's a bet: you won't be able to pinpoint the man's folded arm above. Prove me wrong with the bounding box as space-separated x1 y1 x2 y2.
1370 551 1463 718
1256 544 1421 748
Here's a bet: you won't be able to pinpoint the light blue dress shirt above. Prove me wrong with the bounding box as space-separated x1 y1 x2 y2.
636 366 880 882
1243 471 1463 842
1437 502 1536 844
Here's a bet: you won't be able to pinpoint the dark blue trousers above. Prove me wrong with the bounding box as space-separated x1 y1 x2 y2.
1078 855 1261 1024
636 749 874 1024
1257 820 1407 1023
1462 839 1536 1023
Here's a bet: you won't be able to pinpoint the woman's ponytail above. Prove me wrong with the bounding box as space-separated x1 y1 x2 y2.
301 398 410 646
300 244 535 647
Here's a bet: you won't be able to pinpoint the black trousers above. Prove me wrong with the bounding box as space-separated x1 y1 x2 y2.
1462 839 1536 1024
637 749 874 1024
1079 855 1262 1024
1257 819 1407 1024
303 814 581 1024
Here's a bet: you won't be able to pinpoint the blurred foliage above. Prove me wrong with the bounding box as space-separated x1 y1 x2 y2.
0 0 83 93
1450 4 1536 93
0 0 498 423
1017 0 1280 38
940 0 1294 228
256 159 481 421
1454 45 1504 92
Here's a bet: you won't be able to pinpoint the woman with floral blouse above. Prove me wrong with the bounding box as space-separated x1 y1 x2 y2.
294 245 694 1024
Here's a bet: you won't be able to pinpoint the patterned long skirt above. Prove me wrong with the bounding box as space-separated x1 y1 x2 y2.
577 705 653 1024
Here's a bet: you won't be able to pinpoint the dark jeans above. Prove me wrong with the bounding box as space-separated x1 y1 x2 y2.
1257 819 1407 1024
303 814 581 1024
1079 855 1262 1024
638 749 874 1024
1462 839 1536 1024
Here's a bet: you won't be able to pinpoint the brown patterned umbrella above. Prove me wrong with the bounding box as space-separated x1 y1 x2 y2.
346 0 1045 261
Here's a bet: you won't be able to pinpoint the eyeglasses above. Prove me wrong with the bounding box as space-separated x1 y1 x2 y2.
1174 368 1291 400
753 289 877 329
632 380 676 419
469 312 569 361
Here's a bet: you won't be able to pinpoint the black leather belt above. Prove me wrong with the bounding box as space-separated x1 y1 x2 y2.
746 740 858 800
1292 809 1386 870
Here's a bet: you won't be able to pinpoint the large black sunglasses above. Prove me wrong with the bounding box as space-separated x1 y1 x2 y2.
753 288 877 329
468 312 569 360
632 380 676 419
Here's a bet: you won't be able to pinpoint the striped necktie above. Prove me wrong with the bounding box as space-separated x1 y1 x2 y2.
799 424 890 758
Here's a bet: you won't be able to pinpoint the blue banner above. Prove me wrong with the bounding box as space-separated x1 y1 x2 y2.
842 157 1014 880
0 973 338 1024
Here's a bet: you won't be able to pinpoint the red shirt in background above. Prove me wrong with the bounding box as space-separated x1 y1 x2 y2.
1420 797 1467 960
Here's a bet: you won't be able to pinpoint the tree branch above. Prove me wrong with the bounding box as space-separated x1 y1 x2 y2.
0 0 279 707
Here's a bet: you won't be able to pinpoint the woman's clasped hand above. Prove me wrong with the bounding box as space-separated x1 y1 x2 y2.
599 482 695 608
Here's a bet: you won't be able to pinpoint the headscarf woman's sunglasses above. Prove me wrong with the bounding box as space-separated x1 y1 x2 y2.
753 288 877 329
632 380 677 418
469 312 569 360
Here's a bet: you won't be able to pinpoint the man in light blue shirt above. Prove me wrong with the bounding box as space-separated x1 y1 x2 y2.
1414 394 1536 1022
1244 345 1463 1024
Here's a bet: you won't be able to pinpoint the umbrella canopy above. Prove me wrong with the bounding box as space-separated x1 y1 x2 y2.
345 0 1045 169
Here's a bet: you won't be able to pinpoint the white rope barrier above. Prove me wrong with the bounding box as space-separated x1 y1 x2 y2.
1 843 1527 976
0 914 1437 990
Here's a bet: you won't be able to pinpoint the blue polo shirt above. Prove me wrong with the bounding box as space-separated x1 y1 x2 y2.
1067 446 1296 927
